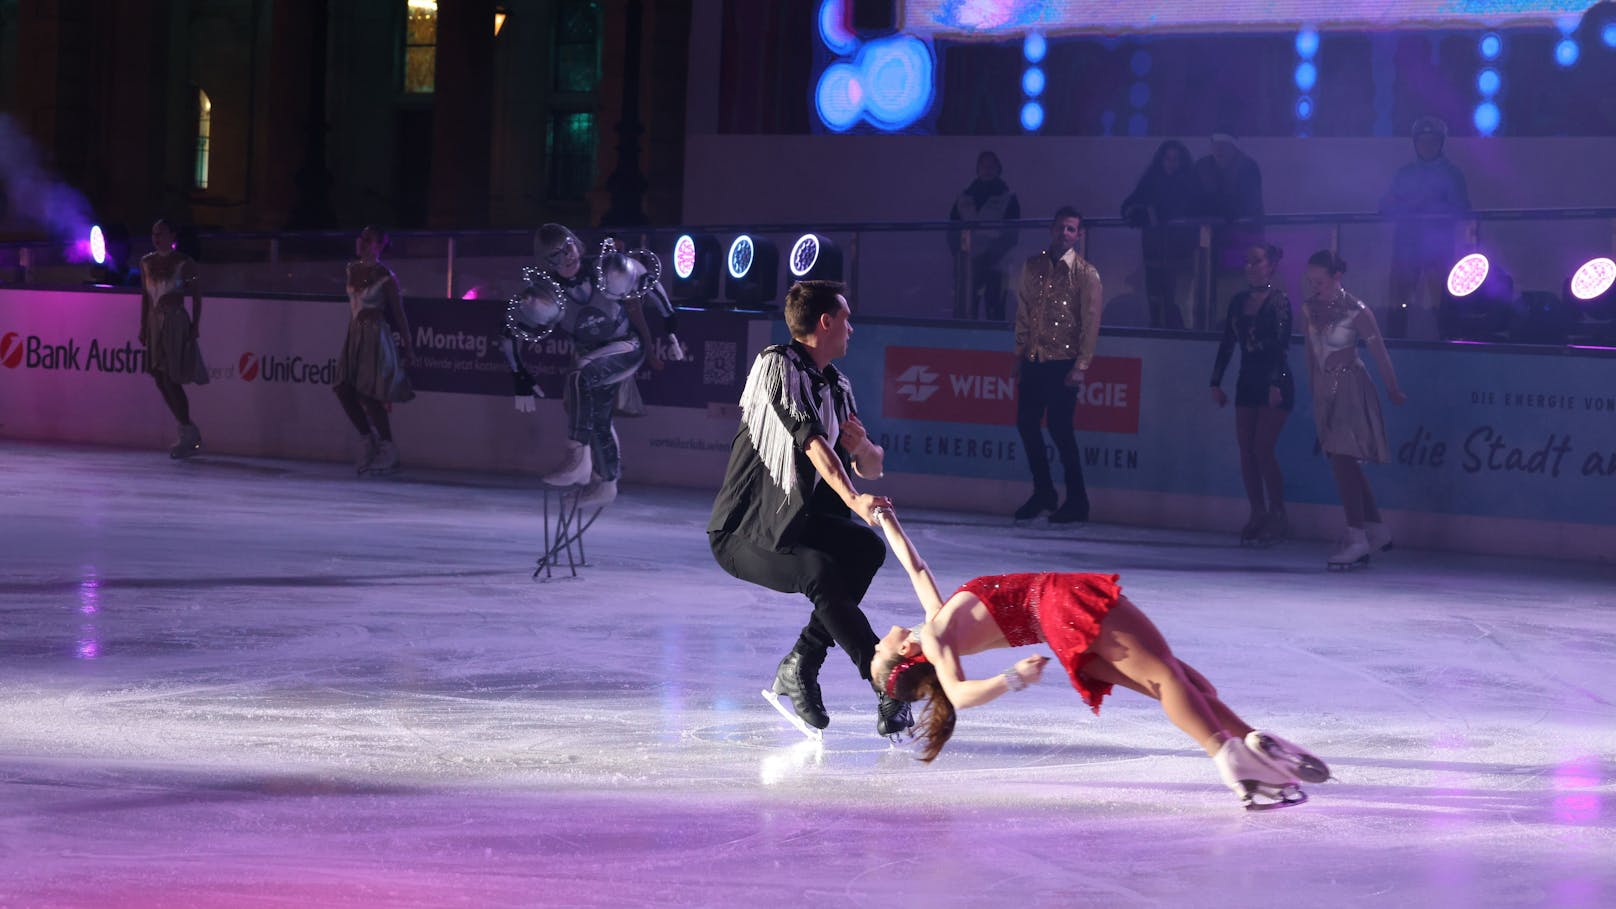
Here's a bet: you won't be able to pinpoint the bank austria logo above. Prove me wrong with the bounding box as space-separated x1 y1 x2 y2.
237 351 337 384
0 329 146 373
894 365 940 402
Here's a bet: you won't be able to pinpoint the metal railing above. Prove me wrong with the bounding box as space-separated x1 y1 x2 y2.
5 209 1615 342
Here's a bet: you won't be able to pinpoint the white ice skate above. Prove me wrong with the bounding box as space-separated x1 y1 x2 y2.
1365 521 1393 553
576 478 618 509
760 688 824 743
543 440 593 487
356 433 380 474
364 440 401 476
1327 528 1372 571
1213 736 1307 810
1246 730 1331 784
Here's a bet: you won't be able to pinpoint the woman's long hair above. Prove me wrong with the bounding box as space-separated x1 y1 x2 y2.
892 661 956 762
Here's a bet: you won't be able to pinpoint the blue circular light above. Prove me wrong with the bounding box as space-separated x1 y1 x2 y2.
818 0 858 55
858 36 934 130
1024 32 1046 64
1604 23 1616 48
1480 33 1502 60
1477 68 1500 96
1129 81 1150 109
1473 101 1500 136
1130 50 1151 78
789 234 821 278
89 225 106 265
1021 101 1044 131
1296 96 1314 120
1022 66 1045 98
815 62 864 132
1555 38 1579 67
728 236 754 280
1127 113 1147 136
1294 61 1317 92
1295 28 1319 60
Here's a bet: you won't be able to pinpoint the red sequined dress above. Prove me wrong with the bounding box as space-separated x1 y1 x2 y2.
954 572 1123 713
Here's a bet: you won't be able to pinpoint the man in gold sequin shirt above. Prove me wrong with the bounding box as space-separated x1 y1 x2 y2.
1012 207 1103 524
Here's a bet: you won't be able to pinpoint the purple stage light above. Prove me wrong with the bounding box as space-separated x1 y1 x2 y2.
89 225 106 265
1447 253 1490 298
1569 257 1616 302
673 235 697 280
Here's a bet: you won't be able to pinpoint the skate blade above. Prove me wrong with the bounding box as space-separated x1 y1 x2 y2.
1326 557 1370 572
760 688 823 742
1240 783 1308 810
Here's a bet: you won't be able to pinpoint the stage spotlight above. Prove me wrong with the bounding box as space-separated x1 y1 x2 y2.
1565 257 1616 343
788 234 843 282
669 232 721 304
1568 256 1616 310
1440 253 1514 341
86 224 134 286
724 234 779 306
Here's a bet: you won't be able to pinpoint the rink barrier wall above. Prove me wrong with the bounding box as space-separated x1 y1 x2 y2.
3 289 1613 563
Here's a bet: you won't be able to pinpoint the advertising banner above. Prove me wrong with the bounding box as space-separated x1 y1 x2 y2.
828 322 1616 528
6 287 1613 551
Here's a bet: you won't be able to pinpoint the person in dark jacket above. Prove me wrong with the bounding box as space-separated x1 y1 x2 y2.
948 151 1022 321
708 280 914 741
1122 140 1203 329
1379 116 1470 339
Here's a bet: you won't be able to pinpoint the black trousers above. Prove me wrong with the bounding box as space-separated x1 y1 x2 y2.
709 514 885 682
1016 358 1089 518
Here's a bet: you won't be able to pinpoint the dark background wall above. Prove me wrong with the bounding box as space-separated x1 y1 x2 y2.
0 0 692 235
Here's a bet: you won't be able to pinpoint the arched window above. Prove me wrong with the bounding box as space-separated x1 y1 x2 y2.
404 0 437 93
547 0 601 201
553 0 601 93
194 89 211 190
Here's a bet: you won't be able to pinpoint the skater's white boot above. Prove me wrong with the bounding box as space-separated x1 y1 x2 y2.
1365 521 1393 553
1212 736 1305 810
366 439 400 475
576 477 618 508
543 440 593 487
1246 730 1331 783
1327 527 1372 571
356 433 380 473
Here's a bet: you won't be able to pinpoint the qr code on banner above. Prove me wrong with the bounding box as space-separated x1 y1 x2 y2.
703 341 737 385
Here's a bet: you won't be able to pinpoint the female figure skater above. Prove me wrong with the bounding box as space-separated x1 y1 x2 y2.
868 506 1328 810
1210 244 1295 544
139 219 209 458
1300 250 1406 569
333 225 416 475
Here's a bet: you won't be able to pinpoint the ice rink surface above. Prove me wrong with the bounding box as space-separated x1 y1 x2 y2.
1 441 1612 908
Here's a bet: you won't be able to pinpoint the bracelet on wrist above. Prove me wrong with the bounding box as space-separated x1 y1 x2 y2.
1001 667 1030 692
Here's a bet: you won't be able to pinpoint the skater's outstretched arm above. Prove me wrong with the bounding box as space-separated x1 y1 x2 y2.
804 435 888 524
871 507 945 621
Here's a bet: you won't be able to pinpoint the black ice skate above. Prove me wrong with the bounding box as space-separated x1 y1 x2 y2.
761 646 828 742
876 693 914 741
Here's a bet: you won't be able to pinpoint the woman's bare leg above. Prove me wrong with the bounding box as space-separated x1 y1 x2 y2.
1085 596 1226 754
1085 657 1254 740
